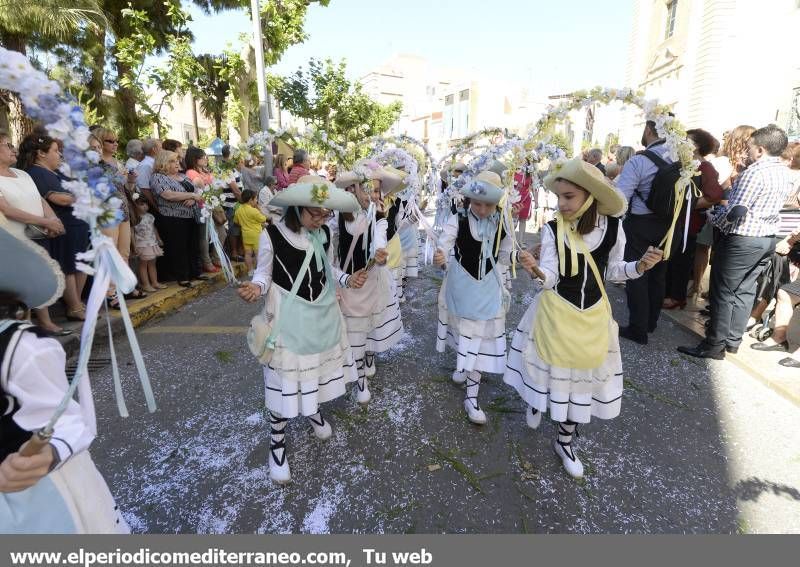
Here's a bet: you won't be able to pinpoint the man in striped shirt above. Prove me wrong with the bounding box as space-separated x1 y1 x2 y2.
678 125 795 359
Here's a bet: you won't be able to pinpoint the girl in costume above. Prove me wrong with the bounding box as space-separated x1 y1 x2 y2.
330 171 404 404
237 178 365 484
433 170 515 425
373 167 411 303
504 158 662 478
0 215 128 533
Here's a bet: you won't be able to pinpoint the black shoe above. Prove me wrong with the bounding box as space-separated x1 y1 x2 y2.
677 342 725 360
750 341 788 352
619 326 648 345
778 357 800 368
725 345 739 354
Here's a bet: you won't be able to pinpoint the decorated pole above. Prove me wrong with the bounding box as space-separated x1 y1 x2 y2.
250 0 273 172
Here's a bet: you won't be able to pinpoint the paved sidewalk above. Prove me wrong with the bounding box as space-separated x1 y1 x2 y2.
661 298 800 407
54 266 246 359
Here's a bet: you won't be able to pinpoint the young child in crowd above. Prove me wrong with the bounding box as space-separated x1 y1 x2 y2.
132 198 165 293
234 189 267 276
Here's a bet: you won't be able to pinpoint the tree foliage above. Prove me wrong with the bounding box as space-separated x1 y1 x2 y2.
274 58 402 148
194 53 231 137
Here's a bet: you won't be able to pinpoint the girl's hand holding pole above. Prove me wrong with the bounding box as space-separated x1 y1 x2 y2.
433 249 446 267
637 246 664 273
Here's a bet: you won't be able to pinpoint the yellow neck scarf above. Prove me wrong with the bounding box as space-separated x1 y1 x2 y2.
555 195 595 277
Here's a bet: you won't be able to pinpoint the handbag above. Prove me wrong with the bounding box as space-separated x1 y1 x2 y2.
247 246 315 365
24 224 49 240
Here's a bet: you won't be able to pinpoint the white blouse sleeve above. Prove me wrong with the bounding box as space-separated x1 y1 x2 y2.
538 224 560 289
7 335 93 467
497 222 515 266
605 222 642 282
252 229 273 295
373 218 389 250
437 215 459 257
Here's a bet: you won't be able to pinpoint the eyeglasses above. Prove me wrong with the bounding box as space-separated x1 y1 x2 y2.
306 208 334 220
104 139 119 144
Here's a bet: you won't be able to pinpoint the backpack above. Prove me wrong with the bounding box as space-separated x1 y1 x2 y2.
635 150 686 221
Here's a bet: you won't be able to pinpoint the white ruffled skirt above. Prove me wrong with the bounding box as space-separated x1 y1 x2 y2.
503 293 623 424
435 275 507 374
261 285 358 418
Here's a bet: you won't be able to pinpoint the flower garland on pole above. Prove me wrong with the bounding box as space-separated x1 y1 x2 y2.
361 134 438 198
0 46 155 430
237 126 348 166
523 86 700 259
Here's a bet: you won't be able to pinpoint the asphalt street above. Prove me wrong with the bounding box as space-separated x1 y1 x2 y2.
86 257 800 534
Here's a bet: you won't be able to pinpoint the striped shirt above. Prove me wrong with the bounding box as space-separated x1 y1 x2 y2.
712 157 795 237
150 173 195 218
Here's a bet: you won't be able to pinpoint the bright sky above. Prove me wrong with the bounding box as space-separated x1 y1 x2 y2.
188 0 634 97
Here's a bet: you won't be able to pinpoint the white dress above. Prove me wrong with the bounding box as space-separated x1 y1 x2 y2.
329 212 404 375
0 327 128 534
435 212 513 374
503 216 641 423
252 222 358 419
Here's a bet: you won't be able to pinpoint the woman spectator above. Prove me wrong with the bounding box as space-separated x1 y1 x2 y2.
18 134 90 322
184 146 220 274
273 154 290 189
150 150 202 287
663 129 723 309
257 175 283 220
692 125 756 299
93 128 143 305
512 162 533 245
615 146 635 170
0 132 67 335
162 139 185 171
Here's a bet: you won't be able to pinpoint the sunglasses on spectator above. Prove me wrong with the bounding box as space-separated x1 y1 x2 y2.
104 139 119 144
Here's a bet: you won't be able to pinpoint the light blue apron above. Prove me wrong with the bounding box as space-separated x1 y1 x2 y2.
444 214 505 320
273 228 342 356
0 476 76 534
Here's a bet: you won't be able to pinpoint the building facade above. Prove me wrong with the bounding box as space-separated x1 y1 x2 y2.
624 0 800 142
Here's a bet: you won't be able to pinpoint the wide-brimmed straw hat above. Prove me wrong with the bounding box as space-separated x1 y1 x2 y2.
334 171 361 189
271 176 360 213
459 170 504 205
372 166 407 196
0 212 65 309
543 157 626 216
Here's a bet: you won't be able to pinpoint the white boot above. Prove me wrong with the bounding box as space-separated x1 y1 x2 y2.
553 421 584 479
526 406 542 430
268 412 291 484
451 369 467 384
307 412 332 440
463 371 487 425
356 374 371 405
364 352 377 378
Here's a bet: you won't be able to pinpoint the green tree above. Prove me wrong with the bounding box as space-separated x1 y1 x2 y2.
549 131 573 158
0 0 107 141
220 0 332 139
195 53 231 138
274 58 402 150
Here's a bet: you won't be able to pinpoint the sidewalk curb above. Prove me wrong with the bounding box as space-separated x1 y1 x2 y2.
662 309 800 408
58 265 246 360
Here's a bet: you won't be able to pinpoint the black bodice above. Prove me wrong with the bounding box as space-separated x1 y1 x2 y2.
267 224 331 302
454 215 502 280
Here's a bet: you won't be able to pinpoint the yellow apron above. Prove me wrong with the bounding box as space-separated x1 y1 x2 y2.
533 203 613 370
386 233 404 269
